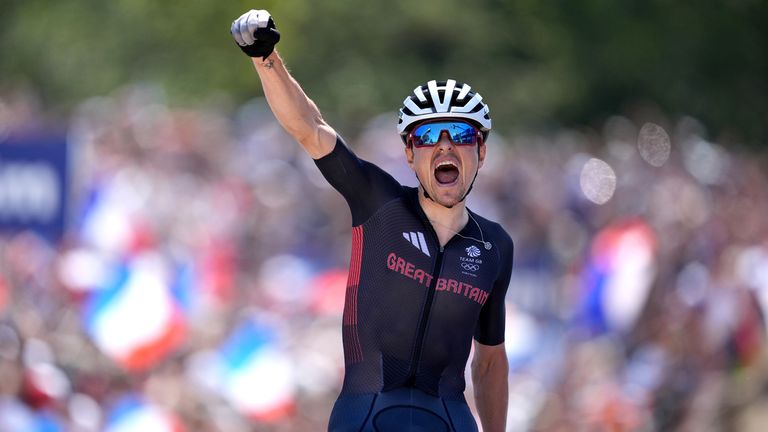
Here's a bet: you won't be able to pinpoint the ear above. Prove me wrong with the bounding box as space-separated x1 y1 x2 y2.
477 135 486 169
404 144 415 169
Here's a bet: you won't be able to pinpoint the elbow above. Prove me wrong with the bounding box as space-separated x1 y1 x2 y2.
288 122 316 145
290 115 322 143
293 119 335 159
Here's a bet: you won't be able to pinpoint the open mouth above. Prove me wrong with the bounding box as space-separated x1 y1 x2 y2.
434 161 460 185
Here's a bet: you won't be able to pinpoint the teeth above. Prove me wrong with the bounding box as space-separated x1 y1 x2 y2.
436 161 457 168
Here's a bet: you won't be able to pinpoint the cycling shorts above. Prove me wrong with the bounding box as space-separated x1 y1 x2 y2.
328 387 478 432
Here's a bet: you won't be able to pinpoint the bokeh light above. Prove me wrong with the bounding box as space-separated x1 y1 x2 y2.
579 158 617 205
637 122 671 167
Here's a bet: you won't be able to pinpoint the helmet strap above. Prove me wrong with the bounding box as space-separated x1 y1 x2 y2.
458 170 479 203
414 172 445 207
458 144 482 203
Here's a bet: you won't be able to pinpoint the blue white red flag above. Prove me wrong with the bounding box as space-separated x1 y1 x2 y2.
104 396 184 432
215 318 297 422
579 219 657 335
83 255 186 371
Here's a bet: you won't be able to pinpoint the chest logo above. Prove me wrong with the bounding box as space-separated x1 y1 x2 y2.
466 245 481 258
403 231 430 257
461 262 480 272
461 246 483 277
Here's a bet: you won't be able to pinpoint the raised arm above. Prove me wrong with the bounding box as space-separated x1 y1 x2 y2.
231 10 336 159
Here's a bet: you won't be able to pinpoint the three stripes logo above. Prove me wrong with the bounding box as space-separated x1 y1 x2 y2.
403 231 430 256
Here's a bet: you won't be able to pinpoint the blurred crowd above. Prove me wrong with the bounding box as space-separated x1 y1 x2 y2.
1 85 767 431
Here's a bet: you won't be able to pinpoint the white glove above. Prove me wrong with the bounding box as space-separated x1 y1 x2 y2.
231 10 280 59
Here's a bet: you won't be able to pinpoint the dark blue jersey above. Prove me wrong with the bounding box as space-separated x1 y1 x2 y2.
315 137 513 431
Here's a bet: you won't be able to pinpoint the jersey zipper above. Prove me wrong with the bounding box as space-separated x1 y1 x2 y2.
406 222 445 386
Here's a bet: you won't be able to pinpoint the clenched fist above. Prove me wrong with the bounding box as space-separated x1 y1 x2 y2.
231 9 281 59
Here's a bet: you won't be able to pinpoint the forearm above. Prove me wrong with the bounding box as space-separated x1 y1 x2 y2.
251 50 334 157
472 351 509 432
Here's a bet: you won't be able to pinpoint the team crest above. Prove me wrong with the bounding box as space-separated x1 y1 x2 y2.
466 245 481 258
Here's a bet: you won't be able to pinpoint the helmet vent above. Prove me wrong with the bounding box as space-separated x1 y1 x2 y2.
397 79 492 140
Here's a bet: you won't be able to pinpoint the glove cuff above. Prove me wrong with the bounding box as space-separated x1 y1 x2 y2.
236 18 281 60
238 41 276 60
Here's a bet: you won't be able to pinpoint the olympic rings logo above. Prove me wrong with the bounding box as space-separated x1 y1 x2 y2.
461 263 480 272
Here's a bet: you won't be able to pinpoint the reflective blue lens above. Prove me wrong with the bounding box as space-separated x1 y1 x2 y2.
410 121 477 147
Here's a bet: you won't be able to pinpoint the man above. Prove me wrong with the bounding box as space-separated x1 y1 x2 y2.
231 9 513 432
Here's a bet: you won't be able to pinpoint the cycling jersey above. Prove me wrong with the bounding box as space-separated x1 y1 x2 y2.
315 136 514 432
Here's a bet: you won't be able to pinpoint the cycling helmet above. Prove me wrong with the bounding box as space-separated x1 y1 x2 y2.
397 79 491 144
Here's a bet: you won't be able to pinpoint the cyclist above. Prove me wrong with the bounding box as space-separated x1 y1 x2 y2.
232 10 513 432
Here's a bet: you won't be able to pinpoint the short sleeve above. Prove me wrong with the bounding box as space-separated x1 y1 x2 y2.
474 230 514 345
313 135 404 226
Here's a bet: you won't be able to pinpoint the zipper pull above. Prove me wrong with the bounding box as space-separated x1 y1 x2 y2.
439 245 444 253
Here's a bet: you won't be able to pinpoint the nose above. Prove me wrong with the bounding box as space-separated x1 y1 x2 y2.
437 131 454 150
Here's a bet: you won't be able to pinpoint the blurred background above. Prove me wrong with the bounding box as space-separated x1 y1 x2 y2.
1 0 767 431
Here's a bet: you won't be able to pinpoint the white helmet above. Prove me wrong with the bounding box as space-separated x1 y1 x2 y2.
397 79 492 144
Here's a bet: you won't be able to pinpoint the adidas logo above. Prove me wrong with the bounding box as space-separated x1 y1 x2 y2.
402 231 430 256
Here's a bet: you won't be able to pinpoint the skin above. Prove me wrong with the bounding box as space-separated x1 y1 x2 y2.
249 49 508 431
472 341 509 432
251 52 336 159
405 128 486 246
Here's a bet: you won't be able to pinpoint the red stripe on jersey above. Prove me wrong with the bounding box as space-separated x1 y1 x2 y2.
343 226 364 364
346 226 363 324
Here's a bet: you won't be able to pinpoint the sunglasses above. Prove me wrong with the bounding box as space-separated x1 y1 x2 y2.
407 120 481 148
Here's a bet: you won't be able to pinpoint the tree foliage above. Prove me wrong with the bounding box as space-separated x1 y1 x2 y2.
1 0 765 144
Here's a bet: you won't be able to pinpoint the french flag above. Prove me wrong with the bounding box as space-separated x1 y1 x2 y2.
104 396 184 432
216 318 296 422
579 219 657 335
83 254 186 371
